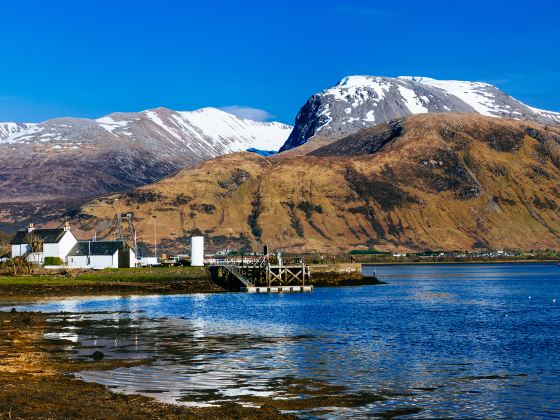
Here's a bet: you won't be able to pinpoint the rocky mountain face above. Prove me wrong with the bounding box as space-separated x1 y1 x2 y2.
0 107 291 229
280 76 560 151
68 114 560 253
0 122 34 141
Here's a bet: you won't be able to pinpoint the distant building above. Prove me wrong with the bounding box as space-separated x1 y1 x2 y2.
9 224 137 269
9 224 77 264
67 241 137 269
140 257 159 267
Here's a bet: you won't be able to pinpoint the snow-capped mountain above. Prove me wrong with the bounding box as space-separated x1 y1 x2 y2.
2 107 291 152
0 107 291 226
280 75 560 151
0 122 34 141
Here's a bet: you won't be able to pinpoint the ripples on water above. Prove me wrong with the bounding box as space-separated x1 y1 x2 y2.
10 263 560 418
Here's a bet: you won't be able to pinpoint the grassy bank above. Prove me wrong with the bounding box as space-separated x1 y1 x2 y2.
0 266 211 284
0 267 224 301
0 265 383 301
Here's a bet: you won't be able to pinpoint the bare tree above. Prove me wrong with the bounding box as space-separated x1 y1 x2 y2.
26 232 44 265
9 257 32 276
0 231 10 257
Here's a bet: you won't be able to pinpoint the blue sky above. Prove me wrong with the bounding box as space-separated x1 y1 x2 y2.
1 0 559 124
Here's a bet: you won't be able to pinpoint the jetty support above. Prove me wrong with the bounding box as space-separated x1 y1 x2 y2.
209 257 312 292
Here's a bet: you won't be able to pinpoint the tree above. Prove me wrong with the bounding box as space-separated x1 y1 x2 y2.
0 230 10 256
26 232 44 265
9 257 32 276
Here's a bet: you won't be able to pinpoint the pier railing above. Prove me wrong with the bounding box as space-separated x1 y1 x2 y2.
209 257 310 289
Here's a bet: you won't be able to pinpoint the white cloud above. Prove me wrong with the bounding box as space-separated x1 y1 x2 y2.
220 106 275 122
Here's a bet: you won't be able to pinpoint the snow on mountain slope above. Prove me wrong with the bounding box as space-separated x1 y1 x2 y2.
0 122 34 142
144 107 290 152
280 75 560 151
529 106 560 125
3 107 291 154
0 107 292 224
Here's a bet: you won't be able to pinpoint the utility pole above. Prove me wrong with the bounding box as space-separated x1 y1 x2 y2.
153 215 157 259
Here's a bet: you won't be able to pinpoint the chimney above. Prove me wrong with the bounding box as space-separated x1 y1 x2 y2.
27 223 35 233
64 221 70 231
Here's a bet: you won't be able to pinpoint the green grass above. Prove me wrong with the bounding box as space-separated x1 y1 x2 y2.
0 277 98 286
0 266 210 286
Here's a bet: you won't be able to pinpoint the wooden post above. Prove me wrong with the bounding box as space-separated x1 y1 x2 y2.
266 257 270 287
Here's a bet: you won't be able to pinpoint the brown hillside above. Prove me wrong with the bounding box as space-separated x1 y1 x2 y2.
70 113 560 253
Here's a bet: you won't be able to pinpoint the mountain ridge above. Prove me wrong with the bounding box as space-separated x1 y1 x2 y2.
0 107 292 229
64 113 560 254
280 75 560 151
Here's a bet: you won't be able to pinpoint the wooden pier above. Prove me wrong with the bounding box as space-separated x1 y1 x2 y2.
209 256 312 292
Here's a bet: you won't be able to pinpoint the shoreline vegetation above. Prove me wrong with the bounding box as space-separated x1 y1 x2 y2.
0 265 383 303
300 250 560 265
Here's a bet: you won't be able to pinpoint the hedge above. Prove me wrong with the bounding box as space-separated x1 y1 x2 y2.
44 256 63 266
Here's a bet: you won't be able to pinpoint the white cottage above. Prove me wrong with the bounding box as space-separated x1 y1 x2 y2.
10 224 77 264
66 241 137 269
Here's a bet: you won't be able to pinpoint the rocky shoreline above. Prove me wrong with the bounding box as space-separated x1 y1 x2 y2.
0 309 294 419
0 305 394 419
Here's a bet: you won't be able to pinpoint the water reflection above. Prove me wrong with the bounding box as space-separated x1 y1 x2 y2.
9 263 560 418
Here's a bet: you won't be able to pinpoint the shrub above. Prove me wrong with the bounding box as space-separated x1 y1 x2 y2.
44 256 63 266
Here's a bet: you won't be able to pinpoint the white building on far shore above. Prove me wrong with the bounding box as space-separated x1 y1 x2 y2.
9 224 77 264
66 241 137 269
9 224 137 269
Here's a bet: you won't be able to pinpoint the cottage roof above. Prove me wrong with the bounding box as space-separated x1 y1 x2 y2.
68 241 128 256
9 228 67 245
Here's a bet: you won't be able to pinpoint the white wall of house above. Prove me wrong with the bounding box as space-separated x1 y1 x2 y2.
67 252 118 269
140 257 158 267
11 244 31 258
129 249 138 267
43 230 77 260
11 229 77 263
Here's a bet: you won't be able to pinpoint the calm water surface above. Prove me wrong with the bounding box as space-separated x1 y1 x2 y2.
10 263 560 418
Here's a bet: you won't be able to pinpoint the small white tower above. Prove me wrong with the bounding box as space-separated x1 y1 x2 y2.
190 235 204 266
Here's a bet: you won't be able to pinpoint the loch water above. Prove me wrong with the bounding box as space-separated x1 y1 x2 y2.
11 263 560 418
